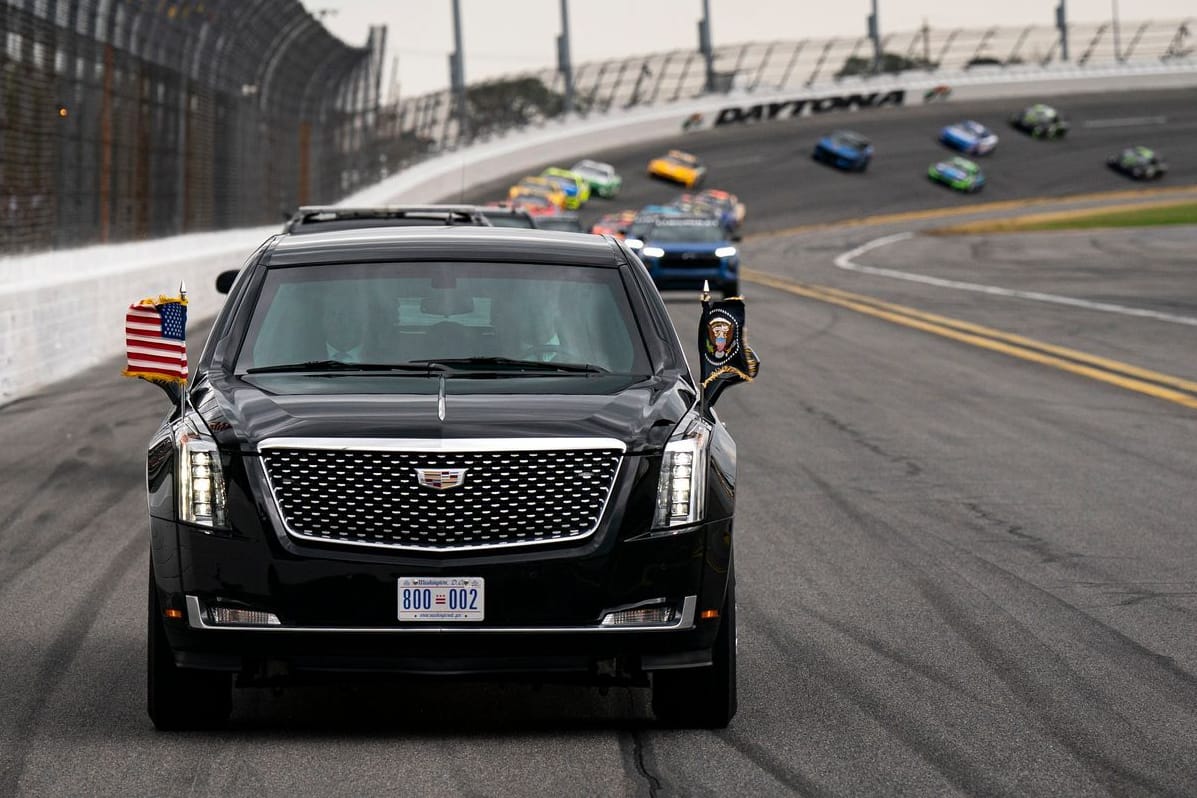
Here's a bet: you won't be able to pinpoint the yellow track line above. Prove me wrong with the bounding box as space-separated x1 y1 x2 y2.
745 270 1197 411
746 183 1197 241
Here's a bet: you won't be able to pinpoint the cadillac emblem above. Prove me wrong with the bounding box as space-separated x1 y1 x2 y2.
415 468 468 490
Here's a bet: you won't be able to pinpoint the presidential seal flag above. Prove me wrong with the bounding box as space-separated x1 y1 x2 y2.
698 292 759 390
122 294 188 386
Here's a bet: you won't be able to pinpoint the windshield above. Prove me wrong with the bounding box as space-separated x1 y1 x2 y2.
647 223 725 243
236 262 650 377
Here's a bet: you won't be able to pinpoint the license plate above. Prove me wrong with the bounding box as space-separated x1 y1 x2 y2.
398 577 484 622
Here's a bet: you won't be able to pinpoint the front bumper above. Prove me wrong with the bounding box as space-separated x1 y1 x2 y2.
643 258 739 290
152 514 732 682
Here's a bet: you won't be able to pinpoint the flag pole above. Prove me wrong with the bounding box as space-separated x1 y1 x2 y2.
178 280 187 419
699 280 710 419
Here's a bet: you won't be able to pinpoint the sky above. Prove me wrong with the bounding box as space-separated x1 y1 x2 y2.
301 1 1195 98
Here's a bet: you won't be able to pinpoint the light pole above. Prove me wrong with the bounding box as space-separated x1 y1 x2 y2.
1111 0 1122 62
450 0 468 141
698 0 714 93
1056 0 1069 62
868 0 882 74
558 0 574 113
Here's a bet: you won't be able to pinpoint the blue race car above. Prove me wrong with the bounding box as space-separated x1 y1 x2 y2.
812 130 873 172
634 215 741 297
939 120 998 155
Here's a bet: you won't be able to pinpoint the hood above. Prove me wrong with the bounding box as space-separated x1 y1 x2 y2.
194 372 695 456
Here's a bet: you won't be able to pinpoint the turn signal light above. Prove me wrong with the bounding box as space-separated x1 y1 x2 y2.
163 608 184 620
600 605 675 627
208 606 281 627
700 609 720 620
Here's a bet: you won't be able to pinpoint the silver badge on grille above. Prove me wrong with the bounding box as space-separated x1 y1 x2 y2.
415 468 468 490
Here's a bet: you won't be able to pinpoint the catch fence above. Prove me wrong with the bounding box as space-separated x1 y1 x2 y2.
0 0 383 253
380 18 1192 154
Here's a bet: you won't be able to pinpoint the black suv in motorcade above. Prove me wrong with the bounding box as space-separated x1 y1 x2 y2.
145 226 750 730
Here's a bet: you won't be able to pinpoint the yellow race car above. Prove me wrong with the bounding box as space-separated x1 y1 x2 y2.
508 176 567 209
647 149 707 188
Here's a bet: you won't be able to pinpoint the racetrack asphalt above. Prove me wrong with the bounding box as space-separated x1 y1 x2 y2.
2 87 1196 796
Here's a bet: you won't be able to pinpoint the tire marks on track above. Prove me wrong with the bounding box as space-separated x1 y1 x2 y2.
0 532 146 796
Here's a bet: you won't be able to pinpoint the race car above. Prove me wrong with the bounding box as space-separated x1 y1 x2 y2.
695 188 746 230
540 167 591 209
939 120 998 155
570 159 622 198
647 149 707 188
1107 146 1167 180
812 130 873 171
590 210 637 238
1010 104 1069 138
508 176 567 209
509 193 561 217
928 156 986 193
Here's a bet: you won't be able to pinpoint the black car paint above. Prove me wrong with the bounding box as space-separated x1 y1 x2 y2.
148 227 738 683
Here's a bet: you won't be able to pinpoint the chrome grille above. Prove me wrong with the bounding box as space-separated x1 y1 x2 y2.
259 440 623 551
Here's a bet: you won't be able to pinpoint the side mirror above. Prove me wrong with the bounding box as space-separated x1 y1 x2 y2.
215 270 238 294
697 286 759 409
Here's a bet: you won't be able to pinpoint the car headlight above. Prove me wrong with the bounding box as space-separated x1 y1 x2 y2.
625 238 644 250
654 410 712 529
714 246 737 258
641 246 665 258
176 414 229 529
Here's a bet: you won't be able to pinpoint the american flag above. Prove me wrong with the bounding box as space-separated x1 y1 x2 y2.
122 296 188 385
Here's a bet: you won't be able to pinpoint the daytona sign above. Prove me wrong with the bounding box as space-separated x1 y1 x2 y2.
712 89 906 126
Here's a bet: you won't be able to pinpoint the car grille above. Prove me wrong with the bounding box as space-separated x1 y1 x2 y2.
659 253 721 270
260 442 623 552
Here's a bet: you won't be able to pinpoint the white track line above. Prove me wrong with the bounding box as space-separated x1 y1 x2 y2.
833 233 1197 327
1082 116 1168 128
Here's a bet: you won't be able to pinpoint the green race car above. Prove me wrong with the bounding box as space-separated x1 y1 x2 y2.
570 159 622 198
540 167 591 209
1010 103 1069 138
928 156 986 193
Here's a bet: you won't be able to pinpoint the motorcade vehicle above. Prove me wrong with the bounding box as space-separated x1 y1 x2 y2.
477 205 537 228
938 120 998 155
928 156 986 192
142 226 755 731
532 213 584 233
812 130 873 172
570 159 623 198
632 215 741 297
647 149 707 188
1010 104 1069 138
1106 146 1167 180
540 168 591 210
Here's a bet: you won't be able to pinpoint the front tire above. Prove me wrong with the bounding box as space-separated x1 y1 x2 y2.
652 570 737 728
147 561 232 730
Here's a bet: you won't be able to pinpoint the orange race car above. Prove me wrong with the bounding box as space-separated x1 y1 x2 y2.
647 149 707 188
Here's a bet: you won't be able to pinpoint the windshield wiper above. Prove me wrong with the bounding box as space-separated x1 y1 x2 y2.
245 360 443 375
409 356 608 374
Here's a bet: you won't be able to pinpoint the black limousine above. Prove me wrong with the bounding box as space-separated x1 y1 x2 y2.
143 225 752 730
